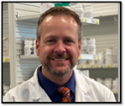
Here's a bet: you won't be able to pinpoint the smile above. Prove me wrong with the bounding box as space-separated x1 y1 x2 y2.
50 57 69 61
54 58 67 61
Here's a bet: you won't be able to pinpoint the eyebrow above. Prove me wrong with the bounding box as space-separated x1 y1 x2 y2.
43 35 57 41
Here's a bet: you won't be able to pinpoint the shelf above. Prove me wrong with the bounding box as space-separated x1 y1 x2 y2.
16 14 40 23
78 54 101 60
20 55 39 59
16 14 99 25
3 57 10 63
81 17 99 25
77 64 118 69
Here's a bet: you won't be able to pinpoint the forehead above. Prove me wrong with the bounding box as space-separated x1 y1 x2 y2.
40 15 79 40
42 15 78 28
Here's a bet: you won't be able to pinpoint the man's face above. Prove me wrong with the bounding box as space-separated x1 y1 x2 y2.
36 15 82 77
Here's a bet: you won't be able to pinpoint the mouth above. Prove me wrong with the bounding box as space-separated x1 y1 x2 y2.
50 57 69 61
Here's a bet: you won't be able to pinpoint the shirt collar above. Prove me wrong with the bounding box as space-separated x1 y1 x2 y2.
38 66 75 96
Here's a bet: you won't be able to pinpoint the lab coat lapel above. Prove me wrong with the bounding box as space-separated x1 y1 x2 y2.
74 69 93 102
29 66 52 102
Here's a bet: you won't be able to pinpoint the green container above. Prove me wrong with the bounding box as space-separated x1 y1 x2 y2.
55 3 70 7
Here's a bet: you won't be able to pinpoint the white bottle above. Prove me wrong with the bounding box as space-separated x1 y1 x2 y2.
86 38 96 54
81 39 87 54
84 3 93 19
70 3 84 20
105 47 117 64
24 39 34 55
40 3 54 14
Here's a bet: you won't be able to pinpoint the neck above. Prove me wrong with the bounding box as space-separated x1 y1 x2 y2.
42 67 73 86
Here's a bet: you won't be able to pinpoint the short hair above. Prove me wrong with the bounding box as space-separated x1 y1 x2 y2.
36 6 82 41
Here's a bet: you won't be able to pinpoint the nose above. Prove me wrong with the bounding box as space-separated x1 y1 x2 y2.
54 41 66 54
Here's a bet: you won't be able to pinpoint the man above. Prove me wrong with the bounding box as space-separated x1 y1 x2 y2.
3 7 116 102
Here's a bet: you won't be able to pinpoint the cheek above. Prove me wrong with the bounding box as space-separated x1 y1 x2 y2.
39 46 53 57
67 47 80 59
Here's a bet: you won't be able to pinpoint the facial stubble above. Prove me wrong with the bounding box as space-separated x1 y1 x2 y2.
41 57 75 77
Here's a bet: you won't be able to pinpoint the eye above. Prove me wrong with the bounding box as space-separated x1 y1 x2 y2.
46 39 56 45
47 38 57 43
48 39 54 43
65 39 73 44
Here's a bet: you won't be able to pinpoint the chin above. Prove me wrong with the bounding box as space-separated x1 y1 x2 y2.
43 61 74 77
50 67 72 77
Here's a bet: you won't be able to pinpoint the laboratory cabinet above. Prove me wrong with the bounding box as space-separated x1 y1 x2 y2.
2 3 120 102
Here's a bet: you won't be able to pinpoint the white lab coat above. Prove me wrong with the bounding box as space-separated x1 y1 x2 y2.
3 65 116 102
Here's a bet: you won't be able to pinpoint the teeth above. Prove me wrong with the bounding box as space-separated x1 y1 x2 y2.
54 59 66 61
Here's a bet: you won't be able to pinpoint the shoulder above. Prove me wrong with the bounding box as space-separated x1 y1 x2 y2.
75 70 110 91
76 71 109 91
3 78 32 102
74 70 116 101
3 65 42 102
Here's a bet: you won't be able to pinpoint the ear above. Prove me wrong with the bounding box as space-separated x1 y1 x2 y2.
36 39 40 56
78 40 82 56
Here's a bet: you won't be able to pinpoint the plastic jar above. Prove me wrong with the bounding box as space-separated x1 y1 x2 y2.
86 44 96 54
86 38 96 54
81 39 87 54
24 39 34 55
86 38 96 44
24 45 34 55
24 39 34 45
96 52 104 65
84 4 93 19
105 47 117 64
70 3 84 19
40 3 54 14
105 54 113 64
